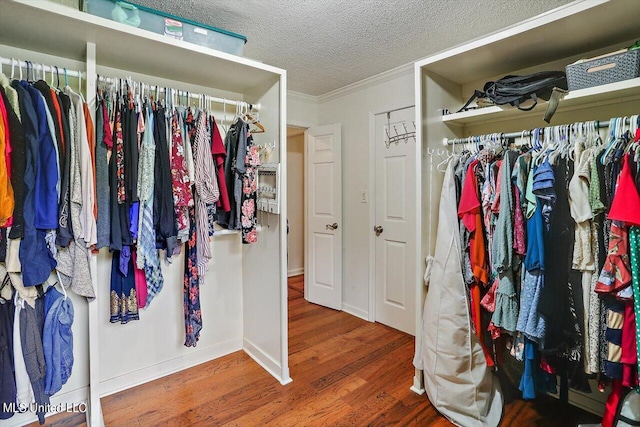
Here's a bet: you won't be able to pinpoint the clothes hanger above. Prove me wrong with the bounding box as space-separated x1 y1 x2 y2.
221 98 229 133
56 270 68 300
0 273 11 303
602 117 620 164
10 58 15 80
247 104 265 133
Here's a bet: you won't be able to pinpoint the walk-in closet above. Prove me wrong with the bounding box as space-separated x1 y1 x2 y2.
1 0 640 426
0 1 288 426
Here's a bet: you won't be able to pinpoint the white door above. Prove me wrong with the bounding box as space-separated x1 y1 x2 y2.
305 124 342 310
374 108 416 335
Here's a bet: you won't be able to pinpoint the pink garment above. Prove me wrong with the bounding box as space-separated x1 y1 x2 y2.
0 94 10 179
132 250 147 308
102 100 113 149
0 94 12 228
513 185 526 256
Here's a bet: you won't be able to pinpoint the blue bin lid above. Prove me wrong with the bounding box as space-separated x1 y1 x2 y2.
99 0 247 44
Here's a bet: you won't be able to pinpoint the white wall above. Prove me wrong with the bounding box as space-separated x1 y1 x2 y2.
288 91 318 128
286 131 305 276
317 65 414 317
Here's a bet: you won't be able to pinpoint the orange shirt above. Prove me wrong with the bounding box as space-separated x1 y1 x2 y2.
50 89 65 155
83 102 97 219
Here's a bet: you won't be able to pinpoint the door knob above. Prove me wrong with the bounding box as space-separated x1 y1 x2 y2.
374 225 383 236
326 222 339 230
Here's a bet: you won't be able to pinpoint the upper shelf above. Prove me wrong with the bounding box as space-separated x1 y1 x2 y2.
0 0 284 93
442 77 640 126
418 0 640 85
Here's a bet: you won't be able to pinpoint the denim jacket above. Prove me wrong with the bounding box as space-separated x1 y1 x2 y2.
43 286 74 396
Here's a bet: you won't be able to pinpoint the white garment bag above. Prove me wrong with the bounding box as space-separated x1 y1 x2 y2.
416 157 503 427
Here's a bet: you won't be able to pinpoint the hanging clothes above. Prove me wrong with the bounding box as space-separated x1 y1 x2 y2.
0 293 16 420
14 81 56 288
136 105 164 307
152 106 177 255
43 285 74 396
491 150 519 334
192 111 218 276
95 97 110 249
211 116 230 213
169 109 193 243
109 249 138 324
241 134 259 244
183 204 202 347
1 85 25 240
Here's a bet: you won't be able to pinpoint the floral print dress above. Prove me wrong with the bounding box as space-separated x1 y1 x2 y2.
170 110 193 243
184 204 202 347
241 134 260 244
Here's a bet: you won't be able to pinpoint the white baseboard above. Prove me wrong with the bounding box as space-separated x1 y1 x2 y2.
243 337 292 385
99 338 243 397
342 303 369 321
2 386 89 427
287 268 304 277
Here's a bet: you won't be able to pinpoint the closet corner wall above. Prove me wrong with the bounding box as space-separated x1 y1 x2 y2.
414 0 640 416
0 1 289 425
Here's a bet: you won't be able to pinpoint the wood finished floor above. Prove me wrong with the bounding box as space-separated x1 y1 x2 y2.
31 275 601 426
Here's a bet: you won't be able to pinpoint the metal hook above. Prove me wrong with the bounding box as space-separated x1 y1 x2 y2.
64 67 68 87
11 58 15 80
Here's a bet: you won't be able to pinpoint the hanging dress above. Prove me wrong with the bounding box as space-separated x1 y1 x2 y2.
418 157 503 427
241 132 259 244
183 204 202 347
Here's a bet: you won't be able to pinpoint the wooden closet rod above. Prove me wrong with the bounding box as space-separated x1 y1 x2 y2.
97 75 260 111
441 117 633 146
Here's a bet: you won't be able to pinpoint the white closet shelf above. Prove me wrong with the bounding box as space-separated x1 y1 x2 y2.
422 0 637 85
442 77 640 126
212 229 241 236
0 0 284 93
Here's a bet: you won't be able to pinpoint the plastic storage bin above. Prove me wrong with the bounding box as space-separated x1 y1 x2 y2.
566 48 640 91
85 0 246 56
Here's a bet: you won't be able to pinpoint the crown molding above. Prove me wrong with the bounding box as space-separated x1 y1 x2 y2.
287 90 319 104
317 62 413 103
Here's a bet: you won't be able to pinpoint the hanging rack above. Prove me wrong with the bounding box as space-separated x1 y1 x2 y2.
0 57 83 79
96 75 260 112
441 118 633 146
383 105 416 148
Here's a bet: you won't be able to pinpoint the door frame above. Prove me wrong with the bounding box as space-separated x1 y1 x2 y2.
286 122 310 299
367 105 419 325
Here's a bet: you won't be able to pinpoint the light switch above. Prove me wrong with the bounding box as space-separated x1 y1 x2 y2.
360 190 368 203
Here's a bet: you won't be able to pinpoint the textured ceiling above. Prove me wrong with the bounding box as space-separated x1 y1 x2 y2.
133 0 575 96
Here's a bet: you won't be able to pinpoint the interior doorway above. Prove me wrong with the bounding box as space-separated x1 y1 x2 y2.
287 126 306 293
